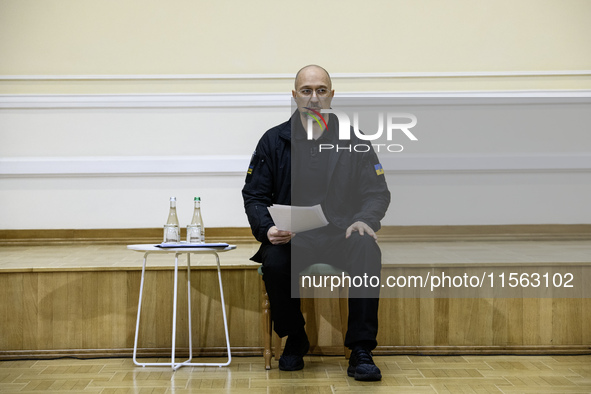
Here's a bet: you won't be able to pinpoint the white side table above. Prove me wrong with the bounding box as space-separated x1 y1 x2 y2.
127 244 236 371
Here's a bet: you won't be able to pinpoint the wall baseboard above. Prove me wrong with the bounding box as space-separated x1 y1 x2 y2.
1 345 589 361
3 154 591 178
2 224 591 246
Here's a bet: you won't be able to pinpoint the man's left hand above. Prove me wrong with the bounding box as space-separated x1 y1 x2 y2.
345 221 377 241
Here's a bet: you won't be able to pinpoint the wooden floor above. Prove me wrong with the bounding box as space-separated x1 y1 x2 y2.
1 354 590 393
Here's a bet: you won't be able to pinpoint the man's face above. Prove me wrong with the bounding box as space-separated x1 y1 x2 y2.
292 66 335 118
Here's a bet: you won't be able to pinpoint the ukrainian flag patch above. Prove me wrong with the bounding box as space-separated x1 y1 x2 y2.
374 163 384 176
247 166 253 175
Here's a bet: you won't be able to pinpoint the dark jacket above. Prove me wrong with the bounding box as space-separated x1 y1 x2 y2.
242 113 391 262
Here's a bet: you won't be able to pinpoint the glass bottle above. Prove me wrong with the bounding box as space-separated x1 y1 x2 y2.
187 197 204 243
163 197 180 243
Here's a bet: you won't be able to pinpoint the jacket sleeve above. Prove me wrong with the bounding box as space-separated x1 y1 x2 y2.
351 150 391 231
241 136 275 243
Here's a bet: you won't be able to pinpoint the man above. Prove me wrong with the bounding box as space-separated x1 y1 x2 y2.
242 65 390 381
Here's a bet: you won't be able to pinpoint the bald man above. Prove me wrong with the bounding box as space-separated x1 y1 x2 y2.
242 65 390 381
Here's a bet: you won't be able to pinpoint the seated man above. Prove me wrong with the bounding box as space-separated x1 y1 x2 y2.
242 64 390 381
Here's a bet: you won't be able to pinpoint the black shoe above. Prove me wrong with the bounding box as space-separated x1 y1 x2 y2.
347 348 382 381
278 333 310 371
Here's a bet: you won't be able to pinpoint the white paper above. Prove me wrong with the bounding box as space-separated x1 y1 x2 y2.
268 204 329 233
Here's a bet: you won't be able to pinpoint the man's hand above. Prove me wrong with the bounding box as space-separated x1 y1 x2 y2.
345 221 377 241
267 226 295 245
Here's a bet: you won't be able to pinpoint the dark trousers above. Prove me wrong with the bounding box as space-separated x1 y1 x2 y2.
260 229 381 350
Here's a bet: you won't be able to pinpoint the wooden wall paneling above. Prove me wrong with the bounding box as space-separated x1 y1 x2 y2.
50 272 69 349
22 272 39 351
36 273 54 351
136 269 161 349
225 268 262 348
222 269 239 347
538 298 554 345
125 271 141 348
318 298 343 348
244 270 263 347
433 298 450 346
195 269 219 348
448 299 465 346
223 268 244 349
215 269 231 348
404 298 421 346
583 295 591 345
311 298 328 349
66 271 83 349
0 274 16 349
492 298 508 346
174 267 190 349
0 274 6 349
503 298 524 346
96 271 112 349
507 298 525 346
156 270 174 349
2 267 591 359
379 298 404 346
419 298 435 347
522 298 542 345
113 271 132 349
81 271 99 350
207 268 221 348
458 299 490 346
10 273 25 350
553 298 583 345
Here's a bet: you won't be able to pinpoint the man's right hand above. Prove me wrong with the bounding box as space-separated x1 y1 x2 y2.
267 226 294 245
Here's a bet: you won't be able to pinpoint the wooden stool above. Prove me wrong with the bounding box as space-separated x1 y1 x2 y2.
258 264 351 370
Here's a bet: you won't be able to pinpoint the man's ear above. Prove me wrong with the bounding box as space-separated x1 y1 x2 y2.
292 90 297 99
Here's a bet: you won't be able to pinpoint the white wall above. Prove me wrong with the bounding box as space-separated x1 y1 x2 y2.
1 92 590 229
1 0 590 230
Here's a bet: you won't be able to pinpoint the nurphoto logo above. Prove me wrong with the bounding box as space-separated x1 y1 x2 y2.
305 108 418 153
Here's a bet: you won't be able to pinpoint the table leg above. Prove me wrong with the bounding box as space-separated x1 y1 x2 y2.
174 251 232 368
133 252 173 367
171 253 179 369
215 251 232 367
133 249 232 370
186 253 193 363
132 252 149 367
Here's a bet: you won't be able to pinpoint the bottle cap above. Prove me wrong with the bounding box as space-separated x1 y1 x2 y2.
170 197 177 201
195 197 201 201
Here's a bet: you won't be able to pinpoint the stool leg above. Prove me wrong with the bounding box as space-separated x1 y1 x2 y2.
262 288 272 370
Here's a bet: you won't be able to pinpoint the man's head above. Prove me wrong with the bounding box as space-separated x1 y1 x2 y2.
292 65 334 118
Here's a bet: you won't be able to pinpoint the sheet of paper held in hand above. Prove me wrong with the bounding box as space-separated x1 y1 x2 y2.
268 204 329 233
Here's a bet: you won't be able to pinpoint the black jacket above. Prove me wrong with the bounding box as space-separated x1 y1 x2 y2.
242 113 391 262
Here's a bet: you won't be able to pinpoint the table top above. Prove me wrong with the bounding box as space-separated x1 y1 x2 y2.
127 244 237 253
